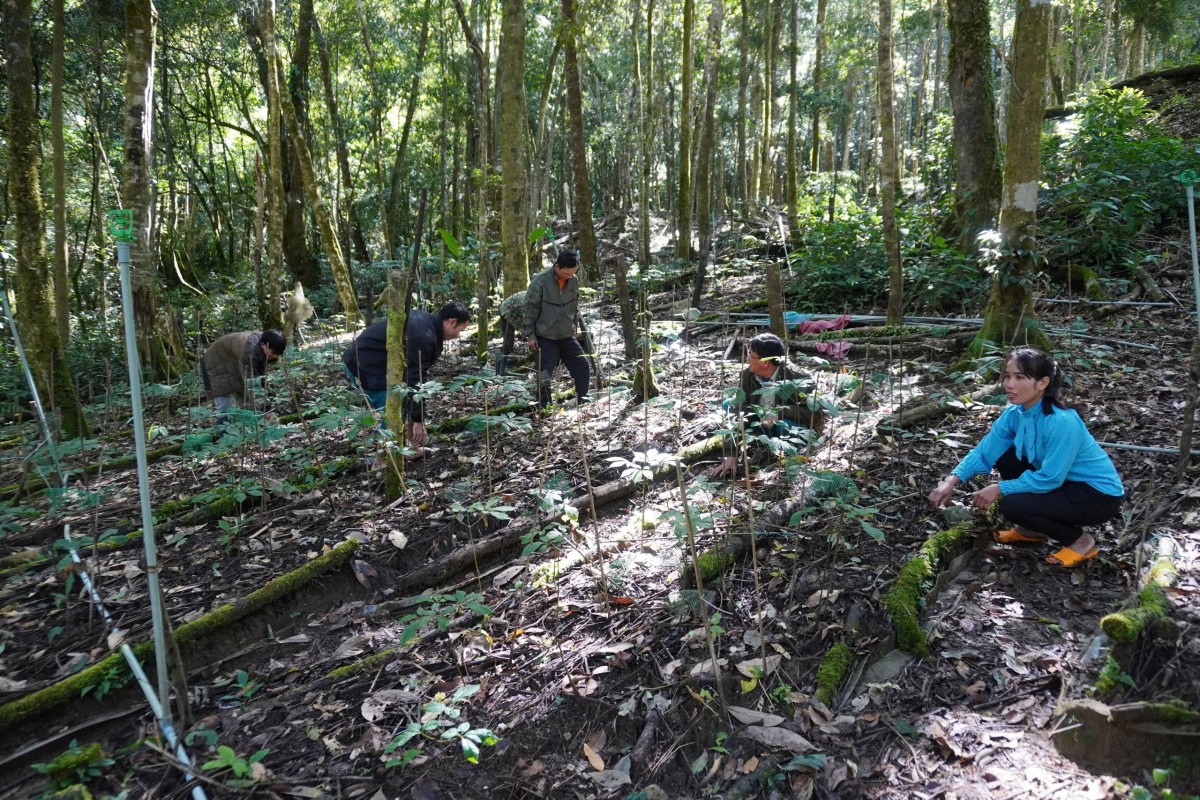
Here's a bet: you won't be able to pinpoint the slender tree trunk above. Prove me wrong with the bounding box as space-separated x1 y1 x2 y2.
282 0 316 287
124 0 184 378
879 0 903 325
386 0 432 247
736 0 750 212
260 0 285 330
691 0 723 308
357 0 392 259
976 0 1053 351
766 260 785 339
453 0 492 361
757 0 778 206
5 0 87 437
675 0 695 260
315 15 370 267
384 269 408 498
269 45 361 323
52 0 70 349
499 0 529 296
786 0 799 225
638 0 655 267
946 0 1001 250
810 0 828 172
562 0 598 278
614 256 638 361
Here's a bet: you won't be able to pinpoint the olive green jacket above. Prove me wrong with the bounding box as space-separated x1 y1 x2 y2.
200 331 267 404
523 268 580 341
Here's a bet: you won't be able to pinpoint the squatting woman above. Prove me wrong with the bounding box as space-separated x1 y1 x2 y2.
928 347 1124 567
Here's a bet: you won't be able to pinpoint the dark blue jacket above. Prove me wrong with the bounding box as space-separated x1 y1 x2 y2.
341 310 444 421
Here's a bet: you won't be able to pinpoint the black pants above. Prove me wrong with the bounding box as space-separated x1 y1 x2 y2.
500 318 517 356
996 447 1123 547
535 336 590 406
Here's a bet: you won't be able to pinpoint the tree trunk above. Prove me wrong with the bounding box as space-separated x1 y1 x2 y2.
810 0 829 172
562 0 599 279
270 48 361 324
6 0 87 438
879 0 903 325
499 0 530 297
384 270 408 498
51 0 70 350
260 0 285 331
736 0 750 212
453 0 492 362
638 0 655 268
691 0 723 309
386 0 432 248
757 0 778 206
281 0 317 288
314 15 370 268
786 0 799 225
675 0 695 260
975 0 1053 352
614 256 639 362
766 261 785 340
946 0 1001 251
124 0 185 379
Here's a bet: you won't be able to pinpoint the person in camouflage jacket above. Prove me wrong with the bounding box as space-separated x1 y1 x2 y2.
199 329 286 419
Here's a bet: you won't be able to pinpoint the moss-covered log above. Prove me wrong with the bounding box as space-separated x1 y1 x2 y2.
0 538 359 729
815 642 854 705
1100 540 1178 643
883 519 983 656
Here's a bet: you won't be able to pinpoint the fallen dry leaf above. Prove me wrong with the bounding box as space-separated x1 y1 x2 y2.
583 742 605 771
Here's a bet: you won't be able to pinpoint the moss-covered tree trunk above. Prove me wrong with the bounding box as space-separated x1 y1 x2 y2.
879 0 903 326
5 0 87 439
766 260 786 341
757 0 780 204
636 0 655 269
690 0 723 310
385 270 408 499
270 51 360 325
674 0 694 260
614 256 639 362
946 0 1001 251
735 0 750 211
259 0 285 331
124 0 186 380
499 0 530 297
562 0 599 281
973 0 1052 353
51 0 70 350
810 0 828 172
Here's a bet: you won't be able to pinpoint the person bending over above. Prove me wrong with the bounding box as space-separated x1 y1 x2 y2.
494 290 526 376
342 302 471 456
928 347 1124 567
200 329 286 420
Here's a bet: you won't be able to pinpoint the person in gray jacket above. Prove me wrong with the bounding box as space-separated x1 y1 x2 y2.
199 329 286 419
524 249 589 408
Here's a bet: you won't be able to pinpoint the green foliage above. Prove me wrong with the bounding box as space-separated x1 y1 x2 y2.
79 661 130 699
382 684 499 768
216 669 263 706
1094 654 1137 696
1042 88 1193 273
201 744 269 781
397 592 493 646
32 740 114 791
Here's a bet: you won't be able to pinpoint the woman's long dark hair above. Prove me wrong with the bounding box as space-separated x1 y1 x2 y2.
1008 347 1086 415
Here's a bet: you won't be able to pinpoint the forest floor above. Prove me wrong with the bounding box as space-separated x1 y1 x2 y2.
2 235 1200 800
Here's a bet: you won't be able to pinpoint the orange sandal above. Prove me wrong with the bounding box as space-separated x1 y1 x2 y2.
1045 546 1098 567
993 528 1044 544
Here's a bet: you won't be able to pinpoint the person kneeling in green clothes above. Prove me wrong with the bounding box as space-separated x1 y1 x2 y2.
711 332 825 477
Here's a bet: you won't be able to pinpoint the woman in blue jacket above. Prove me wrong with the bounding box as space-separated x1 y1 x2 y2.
928 347 1124 567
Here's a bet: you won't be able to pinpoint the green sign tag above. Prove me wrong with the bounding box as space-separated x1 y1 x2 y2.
1179 169 1199 187
106 209 135 242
